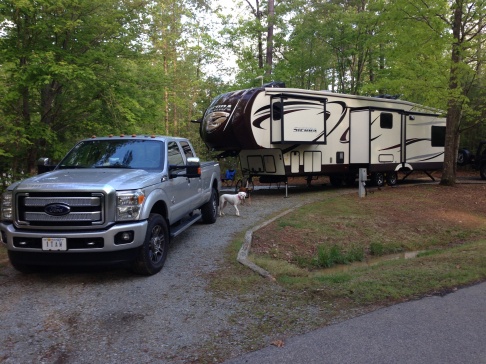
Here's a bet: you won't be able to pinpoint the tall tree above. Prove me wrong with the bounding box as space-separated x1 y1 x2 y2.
0 0 219 180
442 0 486 185
389 0 486 185
265 0 275 75
275 0 387 94
0 0 151 173
216 0 284 84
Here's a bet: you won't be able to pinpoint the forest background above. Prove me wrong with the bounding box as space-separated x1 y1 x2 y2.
0 0 485 190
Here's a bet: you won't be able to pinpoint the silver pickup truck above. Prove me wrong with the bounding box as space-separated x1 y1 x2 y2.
0 135 221 275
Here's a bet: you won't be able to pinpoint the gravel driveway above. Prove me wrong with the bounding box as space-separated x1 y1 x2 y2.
0 186 321 363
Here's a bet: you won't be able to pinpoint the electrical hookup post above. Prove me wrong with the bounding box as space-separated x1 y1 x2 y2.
359 168 367 198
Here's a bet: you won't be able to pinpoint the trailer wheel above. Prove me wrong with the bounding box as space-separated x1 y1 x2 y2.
386 172 397 186
480 163 486 180
371 172 385 187
132 213 169 275
345 174 356 186
329 175 343 187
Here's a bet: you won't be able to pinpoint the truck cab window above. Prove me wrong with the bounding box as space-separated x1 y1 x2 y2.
168 142 184 166
180 141 194 159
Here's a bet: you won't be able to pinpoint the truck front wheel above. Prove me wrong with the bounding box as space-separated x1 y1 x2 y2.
8 251 37 273
132 213 169 275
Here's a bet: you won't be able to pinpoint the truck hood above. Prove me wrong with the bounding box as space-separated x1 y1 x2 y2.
12 168 163 192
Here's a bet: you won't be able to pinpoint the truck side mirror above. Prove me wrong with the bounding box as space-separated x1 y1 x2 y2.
168 157 201 179
185 157 201 178
37 158 56 174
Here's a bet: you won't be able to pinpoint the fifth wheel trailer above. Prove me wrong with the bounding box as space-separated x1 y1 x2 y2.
198 85 446 187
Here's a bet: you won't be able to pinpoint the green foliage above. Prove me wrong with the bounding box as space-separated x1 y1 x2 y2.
296 244 365 269
370 241 403 256
369 242 384 256
1 0 484 182
0 0 229 176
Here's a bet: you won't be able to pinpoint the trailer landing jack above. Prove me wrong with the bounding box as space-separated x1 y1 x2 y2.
402 170 438 182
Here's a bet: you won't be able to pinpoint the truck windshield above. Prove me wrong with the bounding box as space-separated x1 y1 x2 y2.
58 139 165 170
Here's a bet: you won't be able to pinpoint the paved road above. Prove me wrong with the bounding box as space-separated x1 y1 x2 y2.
226 281 486 364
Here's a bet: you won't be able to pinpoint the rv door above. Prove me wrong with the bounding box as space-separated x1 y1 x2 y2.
349 109 370 164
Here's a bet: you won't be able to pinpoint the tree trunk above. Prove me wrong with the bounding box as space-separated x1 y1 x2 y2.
245 1 264 69
265 0 274 76
440 2 463 187
164 56 169 136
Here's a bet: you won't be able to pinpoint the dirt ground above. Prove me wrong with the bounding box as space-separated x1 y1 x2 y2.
251 169 486 265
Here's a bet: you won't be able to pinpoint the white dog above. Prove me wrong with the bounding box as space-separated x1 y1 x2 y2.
219 191 247 217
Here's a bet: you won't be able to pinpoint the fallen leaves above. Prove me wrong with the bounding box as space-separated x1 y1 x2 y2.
271 339 285 348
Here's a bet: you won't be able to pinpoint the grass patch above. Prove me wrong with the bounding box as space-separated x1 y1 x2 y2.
200 184 486 362
257 240 486 303
370 241 403 256
251 184 486 268
310 244 365 268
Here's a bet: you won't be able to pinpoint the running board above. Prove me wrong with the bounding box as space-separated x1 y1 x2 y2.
170 213 202 238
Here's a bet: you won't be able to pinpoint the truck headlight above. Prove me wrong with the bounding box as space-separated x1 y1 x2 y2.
1 191 13 221
116 190 145 221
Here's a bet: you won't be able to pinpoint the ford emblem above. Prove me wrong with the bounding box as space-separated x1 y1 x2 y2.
44 203 71 216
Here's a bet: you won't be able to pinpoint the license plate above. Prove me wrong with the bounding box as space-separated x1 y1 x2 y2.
42 237 67 251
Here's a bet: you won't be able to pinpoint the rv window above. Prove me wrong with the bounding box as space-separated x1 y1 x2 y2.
272 102 283 121
380 113 393 129
263 155 276 173
431 125 446 147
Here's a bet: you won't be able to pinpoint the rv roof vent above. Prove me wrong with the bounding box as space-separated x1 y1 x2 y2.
374 94 401 100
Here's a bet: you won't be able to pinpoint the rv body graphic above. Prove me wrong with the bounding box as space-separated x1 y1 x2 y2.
199 87 446 186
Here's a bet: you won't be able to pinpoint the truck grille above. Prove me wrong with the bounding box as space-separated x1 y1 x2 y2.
17 192 104 227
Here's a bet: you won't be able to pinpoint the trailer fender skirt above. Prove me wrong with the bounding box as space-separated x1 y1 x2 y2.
396 163 413 171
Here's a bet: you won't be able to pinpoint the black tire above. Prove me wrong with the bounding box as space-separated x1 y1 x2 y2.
345 174 356 186
457 148 471 166
7 251 37 273
132 214 169 276
386 171 398 186
201 187 218 224
329 175 343 187
480 163 486 180
371 172 385 187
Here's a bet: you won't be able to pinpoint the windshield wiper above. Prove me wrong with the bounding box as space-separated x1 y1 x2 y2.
58 165 88 169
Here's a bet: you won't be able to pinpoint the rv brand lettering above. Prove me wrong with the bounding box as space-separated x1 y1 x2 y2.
44 203 71 216
293 127 317 133
211 105 231 112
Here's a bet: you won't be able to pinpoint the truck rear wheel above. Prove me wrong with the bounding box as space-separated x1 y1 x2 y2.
201 187 218 224
457 148 471 166
132 213 169 275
